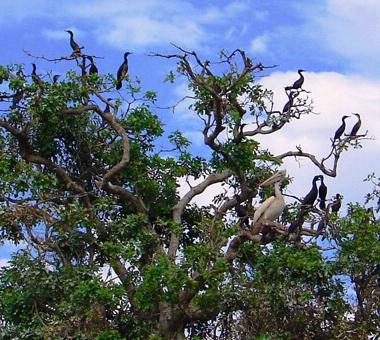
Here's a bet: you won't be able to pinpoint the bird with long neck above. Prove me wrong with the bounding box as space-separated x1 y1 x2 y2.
330 194 342 213
116 52 132 90
65 30 82 53
251 170 286 234
31 63 44 88
349 113 361 136
291 69 306 90
318 175 328 210
88 56 98 74
333 115 350 143
302 175 321 206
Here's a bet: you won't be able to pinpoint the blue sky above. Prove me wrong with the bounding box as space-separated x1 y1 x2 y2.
1 0 380 264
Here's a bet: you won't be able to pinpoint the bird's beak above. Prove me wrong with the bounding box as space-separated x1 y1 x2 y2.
260 170 286 187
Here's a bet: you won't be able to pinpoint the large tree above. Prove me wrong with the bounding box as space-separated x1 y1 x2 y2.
0 45 376 339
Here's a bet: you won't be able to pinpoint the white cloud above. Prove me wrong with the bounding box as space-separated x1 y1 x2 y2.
0 258 10 268
249 33 271 54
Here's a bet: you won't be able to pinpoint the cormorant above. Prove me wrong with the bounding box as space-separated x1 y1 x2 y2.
331 194 342 213
104 98 113 113
65 30 82 53
53 75 61 83
288 215 305 233
333 115 350 142
116 52 132 90
302 175 321 206
88 56 98 75
349 113 361 136
282 95 293 113
234 195 249 227
10 90 23 109
31 63 44 88
251 170 286 230
318 175 328 210
292 69 306 90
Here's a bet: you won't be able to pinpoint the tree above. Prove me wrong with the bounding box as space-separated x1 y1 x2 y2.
0 44 373 339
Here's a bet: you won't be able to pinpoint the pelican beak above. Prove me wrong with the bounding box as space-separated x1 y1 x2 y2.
259 170 286 187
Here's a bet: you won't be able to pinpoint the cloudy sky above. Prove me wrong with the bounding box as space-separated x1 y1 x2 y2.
1 0 379 262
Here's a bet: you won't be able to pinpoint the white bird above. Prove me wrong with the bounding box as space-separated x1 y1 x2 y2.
251 170 286 232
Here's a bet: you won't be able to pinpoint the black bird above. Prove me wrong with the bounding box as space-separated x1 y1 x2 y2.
31 63 44 88
104 98 113 113
53 75 61 83
292 69 306 90
330 194 342 213
333 115 350 142
88 56 98 75
349 113 361 136
234 195 249 227
282 95 293 114
65 30 82 53
288 215 305 233
116 52 132 90
302 175 321 206
318 175 328 210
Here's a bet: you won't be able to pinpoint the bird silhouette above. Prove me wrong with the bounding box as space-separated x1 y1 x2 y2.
291 69 306 90
318 175 327 210
88 56 98 75
65 30 82 53
349 113 361 136
333 115 350 143
116 52 132 90
302 175 321 206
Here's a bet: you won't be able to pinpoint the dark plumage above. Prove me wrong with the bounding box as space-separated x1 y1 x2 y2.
331 194 342 213
350 113 361 136
88 56 98 75
318 175 328 210
234 195 249 227
10 90 23 109
288 215 305 233
302 175 321 206
31 63 44 88
116 52 132 90
292 69 306 90
333 115 350 142
282 95 293 113
53 75 61 83
65 30 82 53
104 98 113 113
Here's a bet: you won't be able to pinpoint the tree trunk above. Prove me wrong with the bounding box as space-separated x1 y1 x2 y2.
159 302 187 339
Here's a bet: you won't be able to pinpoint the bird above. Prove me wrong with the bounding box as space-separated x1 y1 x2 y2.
104 98 113 113
318 175 328 210
234 195 249 227
116 52 132 90
330 194 342 213
65 30 82 53
333 115 350 142
288 215 305 233
302 175 321 206
282 95 293 114
291 69 306 90
349 113 361 136
251 170 287 232
88 56 98 75
10 90 23 109
53 75 61 84
31 63 44 88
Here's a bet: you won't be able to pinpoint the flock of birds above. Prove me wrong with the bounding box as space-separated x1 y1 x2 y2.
234 69 358 238
9 30 132 111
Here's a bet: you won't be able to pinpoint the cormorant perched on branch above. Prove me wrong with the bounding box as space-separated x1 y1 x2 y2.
53 75 61 84
318 175 328 210
331 194 342 213
302 175 321 206
88 56 98 75
65 30 82 53
31 63 44 88
333 115 350 142
349 113 361 136
291 69 306 90
116 52 132 90
104 98 113 113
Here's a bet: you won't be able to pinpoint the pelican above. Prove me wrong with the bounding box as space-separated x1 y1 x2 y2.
292 69 306 90
349 113 361 136
302 175 321 206
318 175 327 209
251 170 286 231
333 115 350 142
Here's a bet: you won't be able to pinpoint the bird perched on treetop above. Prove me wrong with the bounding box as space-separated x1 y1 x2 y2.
333 115 350 143
330 194 342 213
318 175 328 210
31 63 44 88
349 113 361 136
116 52 132 90
291 69 306 90
88 56 98 75
65 30 82 53
302 175 321 206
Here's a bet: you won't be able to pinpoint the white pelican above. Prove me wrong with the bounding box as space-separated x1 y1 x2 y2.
251 169 286 233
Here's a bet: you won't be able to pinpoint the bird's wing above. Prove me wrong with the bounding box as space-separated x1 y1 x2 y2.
251 196 275 225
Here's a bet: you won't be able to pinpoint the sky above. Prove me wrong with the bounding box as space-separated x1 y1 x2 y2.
1 0 380 263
